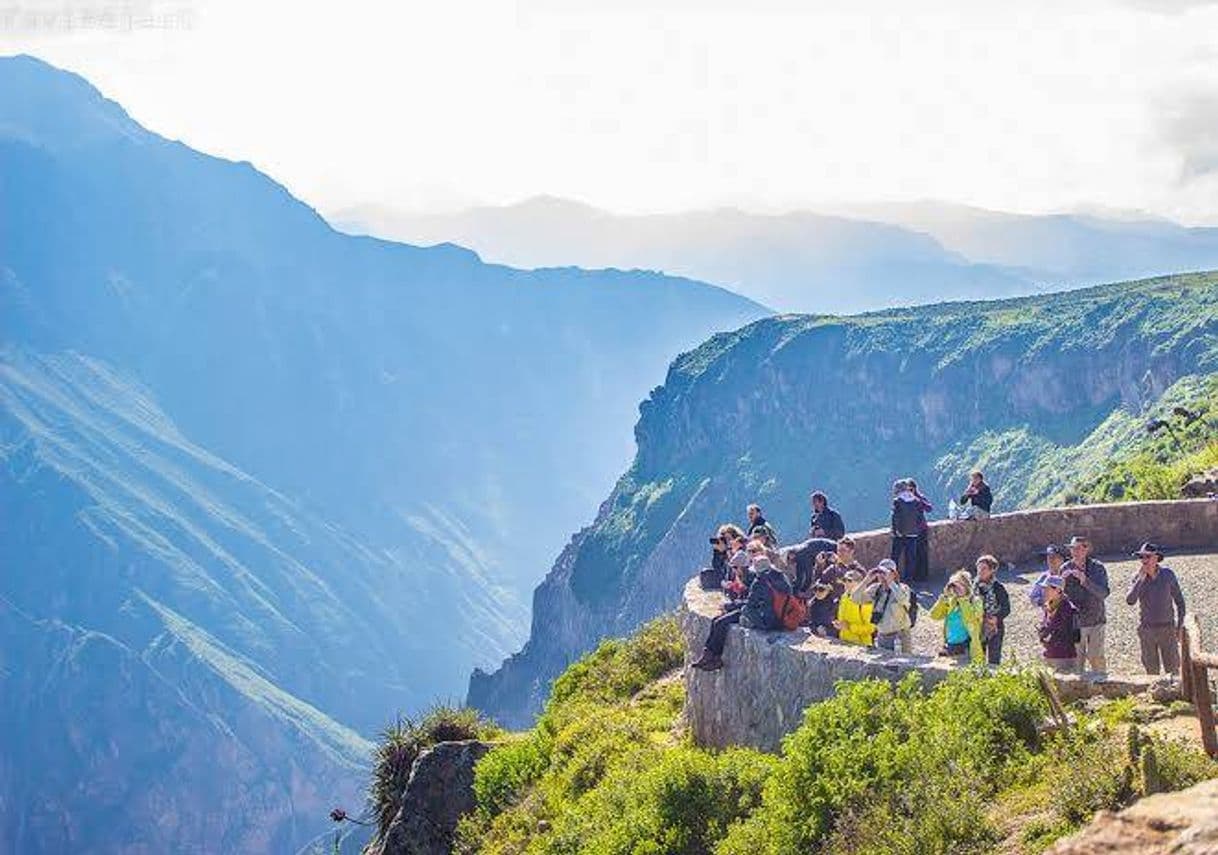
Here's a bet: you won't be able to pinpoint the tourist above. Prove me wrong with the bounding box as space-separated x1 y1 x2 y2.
700 527 731 588
1038 577 1079 673
809 491 846 540
1125 542 1186 676
746 503 778 547
835 535 866 578
890 479 928 582
834 569 876 646
1029 544 1067 607
974 555 1011 665
805 581 840 638
723 530 752 600
853 559 913 653
929 570 984 664
786 536 839 594
1062 535 1110 677
907 478 934 582
692 546 791 671
953 470 993 520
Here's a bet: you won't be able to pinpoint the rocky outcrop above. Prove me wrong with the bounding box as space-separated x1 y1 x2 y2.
370 740 490 855
1047 778 1218 853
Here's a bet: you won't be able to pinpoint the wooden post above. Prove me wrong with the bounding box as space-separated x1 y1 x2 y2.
1194 663 1218 758
1181 619 1193 700
1184 615 1218 759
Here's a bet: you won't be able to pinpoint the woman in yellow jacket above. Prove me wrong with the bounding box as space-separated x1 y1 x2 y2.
834 569 875 646
929 570 985 664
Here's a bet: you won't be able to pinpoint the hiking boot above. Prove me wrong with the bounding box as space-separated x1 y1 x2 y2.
691 652 724 671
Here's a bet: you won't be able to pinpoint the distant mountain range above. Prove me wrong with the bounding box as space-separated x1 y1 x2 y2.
0 55 766 854
333 197 1218 314
470 272 1218 726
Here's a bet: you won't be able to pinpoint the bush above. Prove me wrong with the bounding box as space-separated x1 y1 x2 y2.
718 671 1046 855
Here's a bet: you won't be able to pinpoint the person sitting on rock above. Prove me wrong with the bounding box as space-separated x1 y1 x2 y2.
701 527 732 589
1029 544 1067 607
809 490 846 540
834 569 876 647
692 545 792 671
722 529 752 600
852 559 913 653
952 470 993 521
974 555 1011 666
1125 542 1186 676
805 581 840 639
746 503 778 548
930 570 984 664
1038 576 1079 673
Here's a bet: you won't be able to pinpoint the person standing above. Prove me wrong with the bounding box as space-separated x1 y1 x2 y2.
1038 577 1079 673
890 480 927 582
1029 544 1067 607
1125 542 1186 676
809 491 846 540
1062 535 1110 678
853 559 913 653
974 555 1011 665
929 570 984 664
955 471 993 520
908 478 934 582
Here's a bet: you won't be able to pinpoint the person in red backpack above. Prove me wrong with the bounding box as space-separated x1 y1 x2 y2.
692 546 792 671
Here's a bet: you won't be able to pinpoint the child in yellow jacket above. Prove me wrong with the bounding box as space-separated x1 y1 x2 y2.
835 569 875 646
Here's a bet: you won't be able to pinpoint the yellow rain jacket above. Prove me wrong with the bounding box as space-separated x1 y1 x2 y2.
836 595 875 646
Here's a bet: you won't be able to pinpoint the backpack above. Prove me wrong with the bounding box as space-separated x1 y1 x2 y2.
764 578 808 631
698 566 724 590
891 499 923 537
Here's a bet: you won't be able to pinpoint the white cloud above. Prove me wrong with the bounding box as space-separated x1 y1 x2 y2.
4 0 1218 222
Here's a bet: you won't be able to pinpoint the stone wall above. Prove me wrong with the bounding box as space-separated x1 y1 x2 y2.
846 499 1218 573
681 580 1156 752
682 498 1218 753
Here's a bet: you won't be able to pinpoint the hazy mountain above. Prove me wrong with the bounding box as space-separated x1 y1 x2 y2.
0 54 766 853
335 196 1218 315
470 272 1218 726
840 200 1218 284
330 196 1039 314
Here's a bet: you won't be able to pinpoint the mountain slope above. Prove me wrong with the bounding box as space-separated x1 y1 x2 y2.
333 196 1037 314
470 272 1218 726
0 55 766 853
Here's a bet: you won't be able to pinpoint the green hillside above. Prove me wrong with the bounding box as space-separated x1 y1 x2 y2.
443 618 1215 853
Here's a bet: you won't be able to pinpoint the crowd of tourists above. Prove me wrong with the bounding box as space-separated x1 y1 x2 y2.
690 472 1188 679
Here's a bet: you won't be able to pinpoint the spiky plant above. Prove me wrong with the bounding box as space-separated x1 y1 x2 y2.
1140 745 1163 796
369 717 422 839
416 703 498 745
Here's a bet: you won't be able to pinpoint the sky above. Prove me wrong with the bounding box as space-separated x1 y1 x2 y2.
5 0 1218 223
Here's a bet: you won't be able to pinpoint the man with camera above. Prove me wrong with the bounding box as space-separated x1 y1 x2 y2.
1061 535 1110 678
851 559 913 654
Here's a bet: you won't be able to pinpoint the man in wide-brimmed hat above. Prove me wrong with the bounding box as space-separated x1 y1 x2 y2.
1125 542 1186 676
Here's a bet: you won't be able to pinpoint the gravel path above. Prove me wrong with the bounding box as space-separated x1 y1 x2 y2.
906 551 1218 674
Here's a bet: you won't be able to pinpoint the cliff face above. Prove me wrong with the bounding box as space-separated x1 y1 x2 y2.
470 273 1218 726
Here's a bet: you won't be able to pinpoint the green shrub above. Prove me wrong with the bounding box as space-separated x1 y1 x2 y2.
717 671 1046 855
548 615 684 713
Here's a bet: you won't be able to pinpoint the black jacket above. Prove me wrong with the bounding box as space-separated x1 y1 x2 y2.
960 483 993 512
809 507 846 540
976 578 1011 625
740 565 791 630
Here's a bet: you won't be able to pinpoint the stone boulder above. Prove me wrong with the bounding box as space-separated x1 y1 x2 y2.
1047 778 1218 853
371 740 491 855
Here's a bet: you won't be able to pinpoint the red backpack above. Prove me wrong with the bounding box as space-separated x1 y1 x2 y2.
765 579 808 631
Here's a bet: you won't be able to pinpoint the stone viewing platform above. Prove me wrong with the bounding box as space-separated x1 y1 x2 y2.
681 499 1218 753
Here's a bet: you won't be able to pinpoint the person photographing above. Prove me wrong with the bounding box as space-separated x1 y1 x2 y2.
852 559 913 653
1125 542 1186 676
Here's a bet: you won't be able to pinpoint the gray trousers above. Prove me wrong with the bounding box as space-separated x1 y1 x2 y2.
1077 623 1106 674
1138 625 1180 675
